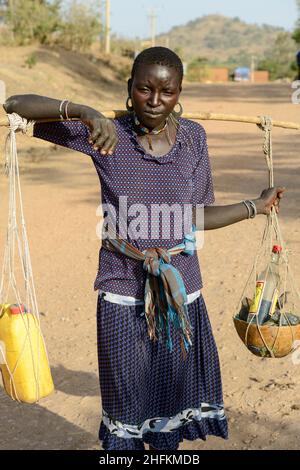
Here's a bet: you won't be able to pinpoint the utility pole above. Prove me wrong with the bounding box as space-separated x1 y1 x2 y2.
98 0 103 50
7 0 14 40
251 55 255 83
105 0 111 55
148 9 157 47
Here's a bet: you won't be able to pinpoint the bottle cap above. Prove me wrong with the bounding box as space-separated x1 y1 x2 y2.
9 304 27 315
272 244 282 253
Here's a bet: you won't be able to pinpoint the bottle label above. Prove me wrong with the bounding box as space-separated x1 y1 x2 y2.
249 281 265 314
248 282 279 324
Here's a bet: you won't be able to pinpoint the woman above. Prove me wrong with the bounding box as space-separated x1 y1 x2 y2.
4 47 285 451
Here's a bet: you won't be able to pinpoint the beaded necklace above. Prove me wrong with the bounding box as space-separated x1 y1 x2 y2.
133 113 172 151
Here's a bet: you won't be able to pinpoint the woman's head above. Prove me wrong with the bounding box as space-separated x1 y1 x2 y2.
128 47 183 129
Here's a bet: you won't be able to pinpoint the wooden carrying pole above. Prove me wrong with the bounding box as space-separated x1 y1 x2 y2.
0 107 300 131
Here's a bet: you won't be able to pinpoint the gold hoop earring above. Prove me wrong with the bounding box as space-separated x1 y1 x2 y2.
172 102 183 118
126 97 134 112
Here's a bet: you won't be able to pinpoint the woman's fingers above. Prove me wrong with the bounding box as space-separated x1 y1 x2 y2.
272 187 286 213
274 187 286 206
95 131 111 153
88 127 101 145
88 119 118 154
100 121 118 154
259 186 286 215
276 186 286 197
104 135 118 155
92 122 109 149
88 118 106 141
108 122 119 153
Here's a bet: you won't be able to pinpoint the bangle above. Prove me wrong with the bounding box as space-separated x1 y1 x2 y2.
247 199 257 218
242 200 257 219
64 100 71 120
59 99 68 120
242 200 251 219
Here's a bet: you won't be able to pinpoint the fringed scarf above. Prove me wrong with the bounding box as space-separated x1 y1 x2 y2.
101 223 197 360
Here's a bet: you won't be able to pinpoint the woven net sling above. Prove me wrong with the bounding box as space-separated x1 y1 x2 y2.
0 113 53 403
233 116 300 358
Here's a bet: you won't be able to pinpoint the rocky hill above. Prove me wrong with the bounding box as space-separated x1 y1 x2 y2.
157 14 286 65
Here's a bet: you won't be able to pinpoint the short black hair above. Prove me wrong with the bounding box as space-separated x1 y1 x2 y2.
131 46 183 83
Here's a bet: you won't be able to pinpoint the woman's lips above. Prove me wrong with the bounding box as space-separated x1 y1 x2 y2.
144 111 163 118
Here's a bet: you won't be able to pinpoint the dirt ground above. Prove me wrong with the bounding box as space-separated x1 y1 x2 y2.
0 82 300 450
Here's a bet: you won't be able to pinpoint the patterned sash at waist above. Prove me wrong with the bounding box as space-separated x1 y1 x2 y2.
101 224 197 359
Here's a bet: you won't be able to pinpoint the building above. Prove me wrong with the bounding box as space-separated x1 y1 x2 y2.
205 67 229 83
252 71 269 83
234 67 251 81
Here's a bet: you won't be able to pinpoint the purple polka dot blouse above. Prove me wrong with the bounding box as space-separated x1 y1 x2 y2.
33 114 215 298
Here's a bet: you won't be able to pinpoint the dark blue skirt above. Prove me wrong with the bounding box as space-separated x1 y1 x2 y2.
96 292 228 450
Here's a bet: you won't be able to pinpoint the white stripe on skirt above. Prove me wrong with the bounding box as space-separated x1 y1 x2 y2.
98 289 201 306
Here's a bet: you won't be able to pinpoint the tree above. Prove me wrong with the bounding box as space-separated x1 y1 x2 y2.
2 1 102 51
56 1 101 52
292 0 300 44
5 0 61 45
186 57 210 82
258 32 296 80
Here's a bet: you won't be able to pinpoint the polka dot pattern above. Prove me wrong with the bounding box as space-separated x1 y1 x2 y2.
33 115 215 297
97 292 228 450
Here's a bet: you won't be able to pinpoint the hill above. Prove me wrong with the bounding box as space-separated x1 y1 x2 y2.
157 14 287 65
0 44 130 108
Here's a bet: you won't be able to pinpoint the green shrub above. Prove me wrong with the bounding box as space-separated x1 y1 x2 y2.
5 0 61 45
186 57 210 82
24 53 37 69
55 2 101 53
258 32 297 80
2 0 101 53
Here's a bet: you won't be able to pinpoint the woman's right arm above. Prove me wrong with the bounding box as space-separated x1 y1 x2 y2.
3 94 118 155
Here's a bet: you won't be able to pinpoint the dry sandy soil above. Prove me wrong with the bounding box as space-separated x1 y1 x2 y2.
0 72 300 450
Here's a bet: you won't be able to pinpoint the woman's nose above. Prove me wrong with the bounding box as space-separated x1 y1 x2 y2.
148 92 160 107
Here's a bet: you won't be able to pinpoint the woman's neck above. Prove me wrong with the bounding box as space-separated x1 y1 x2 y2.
133 114 167 134
134 115 179 156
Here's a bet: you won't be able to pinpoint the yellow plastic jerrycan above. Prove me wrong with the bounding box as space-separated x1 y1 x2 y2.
0 303 54 403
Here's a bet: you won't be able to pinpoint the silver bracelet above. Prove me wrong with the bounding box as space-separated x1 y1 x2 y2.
247 199 257 218
242 200 251 219
242 200 257 219
64 100 71 120
59 99 68 120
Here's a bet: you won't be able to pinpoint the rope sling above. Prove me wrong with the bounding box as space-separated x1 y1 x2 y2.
0 109 299 404
0 113 53 403
234 116 300 358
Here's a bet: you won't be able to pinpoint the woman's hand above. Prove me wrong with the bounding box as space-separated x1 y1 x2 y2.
255 186 286 215
80 106 118 155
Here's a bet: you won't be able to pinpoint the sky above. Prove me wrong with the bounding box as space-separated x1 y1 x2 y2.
105 0 298 39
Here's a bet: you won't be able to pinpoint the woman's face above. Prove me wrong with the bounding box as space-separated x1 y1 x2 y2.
129 63 182 129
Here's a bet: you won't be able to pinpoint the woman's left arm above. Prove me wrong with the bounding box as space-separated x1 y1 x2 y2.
195 187 286 231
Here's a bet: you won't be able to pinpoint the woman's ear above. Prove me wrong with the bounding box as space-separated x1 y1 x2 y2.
127 78 132 97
